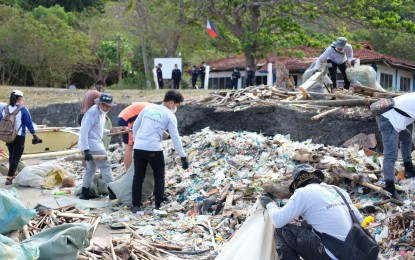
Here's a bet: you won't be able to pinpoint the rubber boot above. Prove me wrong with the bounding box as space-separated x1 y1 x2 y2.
108 187 116 200
80 187 91 200
385 180 403 201
404 162 415 179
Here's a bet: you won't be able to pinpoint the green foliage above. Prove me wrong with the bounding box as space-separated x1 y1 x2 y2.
18 0 106 12
294 50 305 59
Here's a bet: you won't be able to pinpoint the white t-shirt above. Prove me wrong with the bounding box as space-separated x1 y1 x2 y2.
314 44 353 69
382 92 415 132
267 183 363 259
132 104 186 157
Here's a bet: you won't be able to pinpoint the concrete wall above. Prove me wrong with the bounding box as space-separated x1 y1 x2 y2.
29 102 380 147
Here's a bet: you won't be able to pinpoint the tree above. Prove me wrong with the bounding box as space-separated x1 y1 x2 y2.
206 0 415 72
18 0 106 12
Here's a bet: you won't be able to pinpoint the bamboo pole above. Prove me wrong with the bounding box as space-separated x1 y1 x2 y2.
311 107 342 120
64 155 107 161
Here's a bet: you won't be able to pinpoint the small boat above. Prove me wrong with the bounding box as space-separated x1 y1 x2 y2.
0 126 80 154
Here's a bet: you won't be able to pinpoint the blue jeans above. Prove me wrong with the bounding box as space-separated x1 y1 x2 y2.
376 116 412 181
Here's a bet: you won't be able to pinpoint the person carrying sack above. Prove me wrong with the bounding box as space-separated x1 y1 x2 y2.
259 164 378 260
0 90 42 185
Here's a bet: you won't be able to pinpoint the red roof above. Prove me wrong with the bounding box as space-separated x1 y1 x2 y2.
208 43 415 72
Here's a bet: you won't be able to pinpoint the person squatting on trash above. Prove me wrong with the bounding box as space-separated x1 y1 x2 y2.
313 37 353 90
259 164 363 260
78 93 118 200
376 92 415 201
131 90 189 213
1 90 42 185
78 80 105 125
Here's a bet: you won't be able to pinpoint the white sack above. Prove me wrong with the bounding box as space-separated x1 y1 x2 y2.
14 161 59 188
216 200 279 260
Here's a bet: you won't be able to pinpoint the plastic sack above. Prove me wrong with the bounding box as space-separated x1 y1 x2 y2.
216 200 279 260
14 161 60 188
345 65 385 91
41 168 72 189
0 234 39 260
0 188 36 234
108 163 154 206
22 223 93 260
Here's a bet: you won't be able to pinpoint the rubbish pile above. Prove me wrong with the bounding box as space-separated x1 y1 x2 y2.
199 82 399 114
2 128 415 259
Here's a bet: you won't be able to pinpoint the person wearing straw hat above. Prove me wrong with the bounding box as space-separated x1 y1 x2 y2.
313 37 354 90
78 93 118 200
259 164 363 260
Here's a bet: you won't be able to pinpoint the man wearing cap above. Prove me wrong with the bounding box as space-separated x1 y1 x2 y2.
78 80 105 125
376 92 415 201
78 93 118 200
231 68 240 90
314 37 353 90
259 164 363 259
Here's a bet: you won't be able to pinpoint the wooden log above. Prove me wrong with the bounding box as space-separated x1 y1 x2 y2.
0 149 80 162
56 212 90 219
149 242 182 251
292 153 322 163
278 99 376 107
206 219 218 251
92 216 101 234
110 237 117 260
331 166 392 197
64 155 107 161
311 107 342 120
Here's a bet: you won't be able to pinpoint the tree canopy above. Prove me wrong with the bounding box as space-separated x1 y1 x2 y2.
0 0 414 88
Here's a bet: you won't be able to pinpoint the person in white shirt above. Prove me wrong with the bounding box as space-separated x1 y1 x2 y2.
260 164 363 260
376 92 415 201
131 90 189 213
314 37 353 90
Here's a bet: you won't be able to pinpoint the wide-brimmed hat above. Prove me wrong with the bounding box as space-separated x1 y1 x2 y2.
94 93 116 107
12 90 24 97
332 37 347 49
289 164 324 193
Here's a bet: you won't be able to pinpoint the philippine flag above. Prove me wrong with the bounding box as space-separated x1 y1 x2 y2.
207 20 218 39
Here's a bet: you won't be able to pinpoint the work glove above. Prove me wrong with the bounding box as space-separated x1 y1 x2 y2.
32 135 43 145
84 149 93 161
259 196 274 209
181 157 189 170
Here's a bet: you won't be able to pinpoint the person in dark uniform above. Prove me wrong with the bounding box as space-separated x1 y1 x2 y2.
199 61 206 89
191 65 199 89
171 64 182 89
246 66 255 87
231 68 241 90
156 63 164 89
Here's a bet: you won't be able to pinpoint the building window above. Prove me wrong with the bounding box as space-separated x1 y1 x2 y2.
380 73 393 89
400 77 411 92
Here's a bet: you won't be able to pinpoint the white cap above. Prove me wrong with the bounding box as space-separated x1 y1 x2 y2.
13 90 23 97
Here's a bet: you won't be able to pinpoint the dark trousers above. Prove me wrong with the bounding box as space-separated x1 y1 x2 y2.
158 80 164 89
6 135 25 177
328 60 350 89
191 78 197 89
247 78 253 87
173 80 180 89
200 76 205 89
275 224 331 260
231 79 238 89
132 149 165 207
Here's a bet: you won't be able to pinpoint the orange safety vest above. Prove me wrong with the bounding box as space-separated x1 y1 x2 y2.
119 102 151 145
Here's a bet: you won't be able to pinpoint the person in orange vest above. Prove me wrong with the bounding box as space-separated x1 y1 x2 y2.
116 102 151 170
117 102 170 170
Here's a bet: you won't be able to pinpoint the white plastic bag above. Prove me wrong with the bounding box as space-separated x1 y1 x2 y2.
345 65 385 91
216 200 279 260
14 161 59 188
108 164 154 206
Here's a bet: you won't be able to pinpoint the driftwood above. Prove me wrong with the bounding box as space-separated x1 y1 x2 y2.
64 154 107 161
311 107 342 120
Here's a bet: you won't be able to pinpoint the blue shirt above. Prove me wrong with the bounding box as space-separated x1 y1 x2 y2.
0 104 36 136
